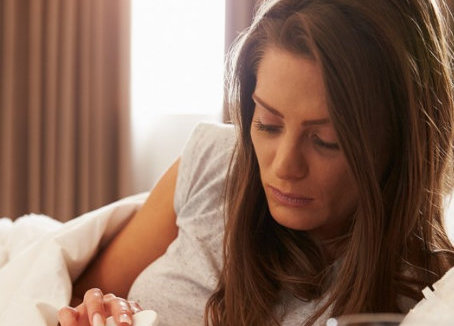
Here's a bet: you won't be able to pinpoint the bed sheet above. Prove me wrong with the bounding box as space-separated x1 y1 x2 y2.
0 192 148 326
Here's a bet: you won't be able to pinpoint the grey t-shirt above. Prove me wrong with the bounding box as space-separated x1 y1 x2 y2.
128 122 328 325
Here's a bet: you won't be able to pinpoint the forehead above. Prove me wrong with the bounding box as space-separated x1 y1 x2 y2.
254 46 329 120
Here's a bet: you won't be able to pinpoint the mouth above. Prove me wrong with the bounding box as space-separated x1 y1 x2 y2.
268 185 314 208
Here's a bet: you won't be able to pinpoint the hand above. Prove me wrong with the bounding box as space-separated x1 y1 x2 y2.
58 288 142 326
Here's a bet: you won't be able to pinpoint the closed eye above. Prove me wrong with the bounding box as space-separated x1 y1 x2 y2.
253 120 282 134
312 134 340 150
253 120 340 150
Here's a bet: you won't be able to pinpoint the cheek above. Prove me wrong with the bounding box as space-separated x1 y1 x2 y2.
317 164 358 215
251 129 274 166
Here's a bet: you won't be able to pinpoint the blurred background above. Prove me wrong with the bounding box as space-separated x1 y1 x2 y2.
0 0 453 222
0 0 261 221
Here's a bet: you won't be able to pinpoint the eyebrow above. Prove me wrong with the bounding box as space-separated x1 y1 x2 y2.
252 93 331 127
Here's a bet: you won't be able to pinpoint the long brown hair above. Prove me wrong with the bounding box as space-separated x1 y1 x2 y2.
205 0 454 325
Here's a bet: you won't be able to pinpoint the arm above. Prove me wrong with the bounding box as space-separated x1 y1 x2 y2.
72 158 180 301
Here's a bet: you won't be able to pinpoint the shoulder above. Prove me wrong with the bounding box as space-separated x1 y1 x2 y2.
178 122 235 180
182 122 235 155
174 122 236 214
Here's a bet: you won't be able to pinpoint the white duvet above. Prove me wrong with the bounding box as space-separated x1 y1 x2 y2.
0 192 148 326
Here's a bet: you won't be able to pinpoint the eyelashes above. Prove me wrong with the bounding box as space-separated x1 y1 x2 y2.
253 120 281 133
312 136 340 150
253 120 340 150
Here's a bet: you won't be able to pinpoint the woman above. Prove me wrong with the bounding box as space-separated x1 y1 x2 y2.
59 0 454 325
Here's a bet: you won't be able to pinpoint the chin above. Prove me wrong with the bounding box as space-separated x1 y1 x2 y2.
269 207 323 232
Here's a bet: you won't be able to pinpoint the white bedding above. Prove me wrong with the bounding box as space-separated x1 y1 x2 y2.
0 192 148 326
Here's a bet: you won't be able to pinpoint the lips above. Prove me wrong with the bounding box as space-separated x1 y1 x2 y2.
268 185 314 207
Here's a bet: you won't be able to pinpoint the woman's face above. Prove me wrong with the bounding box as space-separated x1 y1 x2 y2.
250 47 358 239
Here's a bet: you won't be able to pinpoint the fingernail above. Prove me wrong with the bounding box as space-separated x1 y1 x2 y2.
119 314 132 325
92 313 105 326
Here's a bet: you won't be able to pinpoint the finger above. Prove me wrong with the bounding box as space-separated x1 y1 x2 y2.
74 303 90 326
129 301 143 314
101 293 118 315
84 288 107 326
58 306 79 326
110 297 133 326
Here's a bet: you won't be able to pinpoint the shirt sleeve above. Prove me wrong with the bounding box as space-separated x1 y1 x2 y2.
173 122 236 217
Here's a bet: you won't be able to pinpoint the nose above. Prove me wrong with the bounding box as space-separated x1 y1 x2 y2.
272 137 309 180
